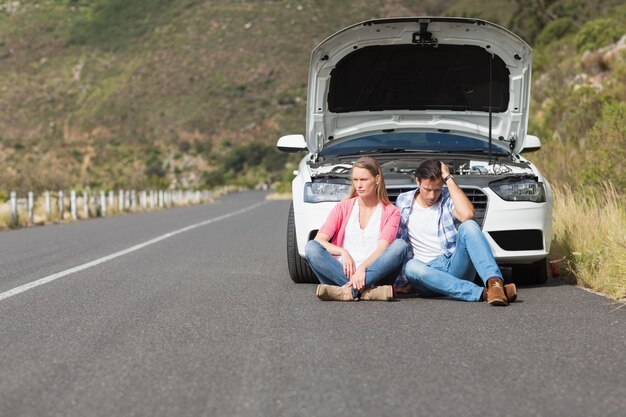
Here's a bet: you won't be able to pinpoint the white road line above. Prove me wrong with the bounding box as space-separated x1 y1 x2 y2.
0 201 268 301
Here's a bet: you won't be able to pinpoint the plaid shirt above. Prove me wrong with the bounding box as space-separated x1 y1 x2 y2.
395 187 459 262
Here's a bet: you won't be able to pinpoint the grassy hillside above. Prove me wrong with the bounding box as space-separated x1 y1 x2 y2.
0 0 624 194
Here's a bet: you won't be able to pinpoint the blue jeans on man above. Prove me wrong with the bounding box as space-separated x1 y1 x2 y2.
403 220 501 301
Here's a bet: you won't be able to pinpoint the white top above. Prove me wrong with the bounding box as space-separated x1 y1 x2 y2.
408 200 444 263
343 201 382 268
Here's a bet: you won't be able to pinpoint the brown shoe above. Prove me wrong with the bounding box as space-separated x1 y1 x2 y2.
486 278 508 306
360 285 394 301
504 283 517 303
395 283 414 294
316 284 355 301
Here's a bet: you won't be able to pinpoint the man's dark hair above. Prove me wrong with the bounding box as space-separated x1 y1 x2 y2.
415 159 442 181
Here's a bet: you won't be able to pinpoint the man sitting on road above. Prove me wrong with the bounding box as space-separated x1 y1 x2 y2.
395 159 516 305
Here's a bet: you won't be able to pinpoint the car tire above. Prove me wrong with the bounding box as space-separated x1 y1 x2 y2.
512 258 548 285
287 203 319 283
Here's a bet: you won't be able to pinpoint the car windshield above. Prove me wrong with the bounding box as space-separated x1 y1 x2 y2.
319 132 510 158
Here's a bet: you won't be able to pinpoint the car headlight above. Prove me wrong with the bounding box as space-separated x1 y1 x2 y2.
304 180 351 203
489 178 546 202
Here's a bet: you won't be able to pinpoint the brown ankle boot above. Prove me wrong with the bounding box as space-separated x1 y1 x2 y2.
486 277 508 306
359 286 394 301
316 284 355 301
504 283 517 303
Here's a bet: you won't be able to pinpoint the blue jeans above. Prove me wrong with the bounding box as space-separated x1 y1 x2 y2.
305 239 408 297
403 220 502 302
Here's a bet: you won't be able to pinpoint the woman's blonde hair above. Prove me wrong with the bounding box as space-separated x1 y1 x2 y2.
348 156 391 205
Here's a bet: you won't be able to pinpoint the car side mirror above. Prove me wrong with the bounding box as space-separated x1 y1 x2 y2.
277 134 307 153
521 135 541 153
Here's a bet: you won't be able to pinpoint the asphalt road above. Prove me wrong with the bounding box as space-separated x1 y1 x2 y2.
0 191 624 417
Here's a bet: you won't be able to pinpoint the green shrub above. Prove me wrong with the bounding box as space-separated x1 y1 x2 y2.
574 18 623 52
144 148 165 178
580 102 626 191
70 149 83 162
192 140 211 156
536 17 576 45
222 143 288 175
177 140 191 153
203 170 225 188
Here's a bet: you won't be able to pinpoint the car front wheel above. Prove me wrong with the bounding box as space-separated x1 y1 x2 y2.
286 203 319 283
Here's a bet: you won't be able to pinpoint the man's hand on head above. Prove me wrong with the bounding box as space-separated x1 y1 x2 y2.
440 161 450 179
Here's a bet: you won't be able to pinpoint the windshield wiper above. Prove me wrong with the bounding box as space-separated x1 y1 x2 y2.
458 149 510 156
357 148 437 154
324 149 439 158
359 148 407 154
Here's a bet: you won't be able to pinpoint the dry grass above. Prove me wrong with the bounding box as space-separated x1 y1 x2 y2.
0 206 12 229
551 182 626 300
265 192 292 201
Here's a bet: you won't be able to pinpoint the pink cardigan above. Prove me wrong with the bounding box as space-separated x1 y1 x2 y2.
318 197 400 247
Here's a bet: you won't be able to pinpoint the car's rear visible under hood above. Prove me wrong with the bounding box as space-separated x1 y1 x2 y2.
306 17 532 155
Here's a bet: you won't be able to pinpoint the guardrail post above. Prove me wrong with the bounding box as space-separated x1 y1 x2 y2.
118 190 124 212
108 191 114 213
70 190 77 220
140 191 147 209
58 190 65 220
45 191 51 219
10 191 18 227
28 191 34 225
82 191 89 219
99 191 106 217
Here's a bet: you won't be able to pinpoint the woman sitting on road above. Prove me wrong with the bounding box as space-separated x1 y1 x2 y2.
305 156 407 301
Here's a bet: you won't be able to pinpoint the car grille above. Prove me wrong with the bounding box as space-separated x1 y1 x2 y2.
386 186 488 228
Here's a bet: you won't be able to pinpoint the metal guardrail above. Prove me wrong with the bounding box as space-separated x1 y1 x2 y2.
2 189 214 228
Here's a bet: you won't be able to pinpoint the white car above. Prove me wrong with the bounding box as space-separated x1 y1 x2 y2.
277 17 552 285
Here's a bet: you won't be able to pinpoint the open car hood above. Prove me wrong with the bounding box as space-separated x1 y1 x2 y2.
306 17 532 155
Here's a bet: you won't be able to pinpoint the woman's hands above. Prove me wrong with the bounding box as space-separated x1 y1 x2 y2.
340 249 366 291
339 249 356 278
349 268 366 292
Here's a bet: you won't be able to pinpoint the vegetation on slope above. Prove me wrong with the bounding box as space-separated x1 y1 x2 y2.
1 0 624 193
